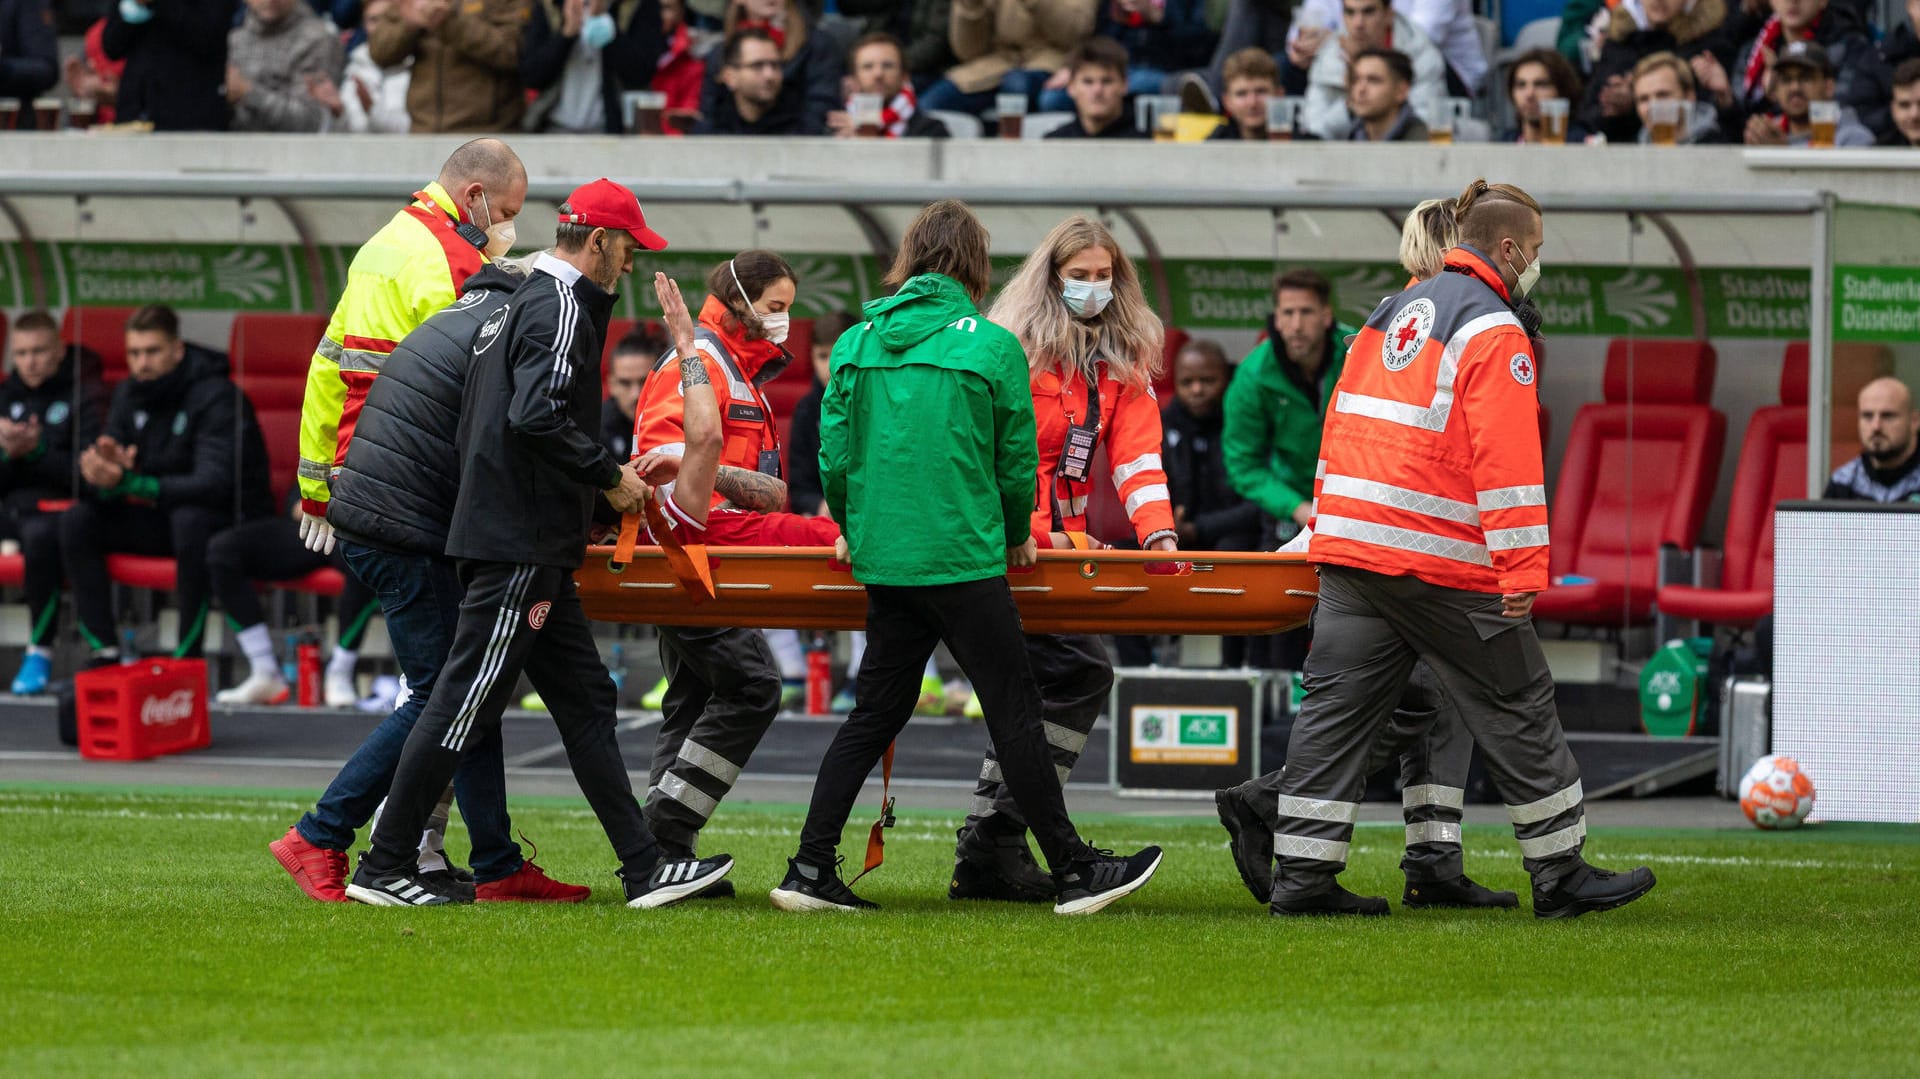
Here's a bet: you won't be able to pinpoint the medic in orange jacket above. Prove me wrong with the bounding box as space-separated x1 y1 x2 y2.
1307 244 1549 595
1028 362 1178 551
632 293 790 494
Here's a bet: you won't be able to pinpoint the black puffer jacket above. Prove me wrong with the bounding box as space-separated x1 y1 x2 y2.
1731 2 1893 138
330 263 522 555
447 254 623 569
99 344 274 518
101 0 235 130
0 346 108 499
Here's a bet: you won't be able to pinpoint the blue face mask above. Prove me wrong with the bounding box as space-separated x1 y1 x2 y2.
119 0 153 23
582 12 616 48
1060 277 1114 319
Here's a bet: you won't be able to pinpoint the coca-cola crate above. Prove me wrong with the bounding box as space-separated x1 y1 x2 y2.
75 659 210 761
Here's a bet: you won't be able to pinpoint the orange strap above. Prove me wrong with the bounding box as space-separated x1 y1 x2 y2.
848 740 897 885
1063 530 1092 550
610 512 642 569
635 501 716 602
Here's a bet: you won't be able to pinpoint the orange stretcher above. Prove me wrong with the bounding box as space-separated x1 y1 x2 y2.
575 546 1319 635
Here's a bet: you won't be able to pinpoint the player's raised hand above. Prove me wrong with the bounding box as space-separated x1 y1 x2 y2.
653 272 698 357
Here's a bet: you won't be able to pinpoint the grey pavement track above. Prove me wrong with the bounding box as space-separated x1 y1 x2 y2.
0 700 1749 829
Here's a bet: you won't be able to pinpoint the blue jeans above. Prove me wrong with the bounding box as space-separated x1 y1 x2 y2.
921 68 1056 117
296 542 523 883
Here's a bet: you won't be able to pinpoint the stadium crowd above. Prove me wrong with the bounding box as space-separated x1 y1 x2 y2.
2 0 1917 145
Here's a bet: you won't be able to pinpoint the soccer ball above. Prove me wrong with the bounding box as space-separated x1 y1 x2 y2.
1738 755 1816 830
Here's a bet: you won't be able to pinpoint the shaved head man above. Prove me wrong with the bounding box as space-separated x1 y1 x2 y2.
1825 376 1920 503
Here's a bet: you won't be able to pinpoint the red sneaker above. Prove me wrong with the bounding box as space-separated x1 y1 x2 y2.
269 825 349 902
474 861 591 903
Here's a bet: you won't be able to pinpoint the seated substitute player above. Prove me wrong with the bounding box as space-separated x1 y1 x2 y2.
1825 376 1920 502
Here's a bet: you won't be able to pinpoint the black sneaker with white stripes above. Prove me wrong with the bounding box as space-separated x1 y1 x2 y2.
344 858 475 907
1052 845 1164 915
621 853 734 909
768 857 878 912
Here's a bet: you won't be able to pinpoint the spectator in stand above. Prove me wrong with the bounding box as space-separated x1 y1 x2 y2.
337 2 413 132
1044 36 1143 138
1210 45 1309 139
64 19 125 125
1303 0 1445 140
2 312 107 696
1825 377 1920 501
1743 40 1874 145
1580 0 1733 144
0 0 58 109
1202 0 1289 100
1342 46 1428 140
651 0 705 114
103 0 237 130
839 0 956 91
368 0 526 132
701 0 839 135
1073 0 1214 105
1293 0 1485 97
1885 0 1919 68
826 31 949 137
226 0 345 132
1506 47 1586 142
920 0 1097 117
1633 50 1733 143
603 326 661 463
1708 0 1891 138
62 305 275 665
1883 58 1920 145
521 0 666 133
694 25 804 133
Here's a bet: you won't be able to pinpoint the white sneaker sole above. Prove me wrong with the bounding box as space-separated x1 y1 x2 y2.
627 857 734 909
768 886 867 912
344 882 411 906
1053 851 1164 915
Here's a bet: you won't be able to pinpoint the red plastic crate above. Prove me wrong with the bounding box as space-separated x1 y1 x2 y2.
76 659 211 761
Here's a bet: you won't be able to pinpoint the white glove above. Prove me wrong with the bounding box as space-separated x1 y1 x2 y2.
299 510 337 555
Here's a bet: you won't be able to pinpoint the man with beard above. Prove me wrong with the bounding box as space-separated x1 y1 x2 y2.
1825 377 1920 502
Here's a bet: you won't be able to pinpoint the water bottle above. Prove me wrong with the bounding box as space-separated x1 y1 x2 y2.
805 634 832 715
281 634 299 688
120 628 139 665
296 632 322 707
608 642 627 697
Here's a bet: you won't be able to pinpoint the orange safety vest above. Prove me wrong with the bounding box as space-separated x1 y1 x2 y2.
1029 361 1176 546
1308 246 1549 595
633 295 789 493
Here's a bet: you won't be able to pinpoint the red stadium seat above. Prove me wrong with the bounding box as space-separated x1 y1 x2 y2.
279 566 346 597
61 306 138 383
1654 409 1804 628
1781 339 1892 468
1532 340 1725 627
0 551 23 588
0 309 8 358
229 313 327 412
107 554 177 591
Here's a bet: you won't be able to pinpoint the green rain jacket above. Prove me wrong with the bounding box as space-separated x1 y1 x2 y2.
819 273 1038 587
1220 322 1356 522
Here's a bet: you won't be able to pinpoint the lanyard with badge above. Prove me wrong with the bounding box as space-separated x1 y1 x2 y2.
1051 368 1102 528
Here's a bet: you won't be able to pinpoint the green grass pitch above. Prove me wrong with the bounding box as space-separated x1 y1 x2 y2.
3 783 1917 1077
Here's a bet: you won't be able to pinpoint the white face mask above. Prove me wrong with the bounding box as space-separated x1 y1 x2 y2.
1508 247 1542 300
478 191 515 258
730 258 791 344
1061 277 1114 319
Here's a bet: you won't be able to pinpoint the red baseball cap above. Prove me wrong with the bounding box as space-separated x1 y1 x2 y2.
560 178 669 251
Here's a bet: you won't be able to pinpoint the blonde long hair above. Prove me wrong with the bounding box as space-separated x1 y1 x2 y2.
1399 198 1460 281
988 216 1164 393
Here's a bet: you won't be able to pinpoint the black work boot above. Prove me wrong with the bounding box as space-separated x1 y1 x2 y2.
1214 786 1273 904
1403 874 1521 910
1532 862 1656 919
1270 882 1390 917
950 825 1055 903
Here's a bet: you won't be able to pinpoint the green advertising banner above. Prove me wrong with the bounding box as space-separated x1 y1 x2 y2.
0 240 1853 344
1834 265 1920 343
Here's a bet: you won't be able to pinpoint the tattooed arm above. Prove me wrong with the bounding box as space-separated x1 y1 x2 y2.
713 466 789 513
654 273 722 527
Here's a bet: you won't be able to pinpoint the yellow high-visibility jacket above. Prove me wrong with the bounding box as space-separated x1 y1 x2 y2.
298 181 487 514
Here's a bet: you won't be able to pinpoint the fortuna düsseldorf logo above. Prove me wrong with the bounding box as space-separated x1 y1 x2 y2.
140 689 196 726
528 601 552 630
1382 299 1435 372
